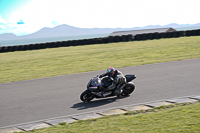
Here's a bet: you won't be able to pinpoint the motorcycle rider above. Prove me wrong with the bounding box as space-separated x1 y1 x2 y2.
99 66 126 96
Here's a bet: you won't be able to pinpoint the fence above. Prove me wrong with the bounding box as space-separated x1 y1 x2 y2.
0 29 200 53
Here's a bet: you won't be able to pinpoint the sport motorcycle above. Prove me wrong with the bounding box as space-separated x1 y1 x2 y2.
80 74 136 102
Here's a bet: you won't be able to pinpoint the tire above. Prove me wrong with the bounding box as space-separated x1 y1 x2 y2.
121 82 135 96
80 90 94 102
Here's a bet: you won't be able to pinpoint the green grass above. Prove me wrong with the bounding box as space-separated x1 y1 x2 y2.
18 102 200 133
1 36 200 83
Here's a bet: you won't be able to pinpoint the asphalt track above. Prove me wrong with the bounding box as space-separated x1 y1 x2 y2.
0 58 200 128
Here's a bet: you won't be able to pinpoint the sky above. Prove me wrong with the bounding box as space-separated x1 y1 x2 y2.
0 0 200 36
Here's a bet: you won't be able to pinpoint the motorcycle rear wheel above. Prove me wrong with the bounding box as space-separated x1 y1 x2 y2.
80 90 94 102
121 82 135 96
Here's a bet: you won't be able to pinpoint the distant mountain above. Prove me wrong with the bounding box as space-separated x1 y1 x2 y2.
0 24 127 41
0 23 200 41
22 24 125 39
0 33 18 40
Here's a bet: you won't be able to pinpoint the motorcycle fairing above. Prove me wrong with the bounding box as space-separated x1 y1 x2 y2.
125 75 136 82
101 77 112 87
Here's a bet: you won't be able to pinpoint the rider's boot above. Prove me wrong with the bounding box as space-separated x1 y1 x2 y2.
115 84 125 97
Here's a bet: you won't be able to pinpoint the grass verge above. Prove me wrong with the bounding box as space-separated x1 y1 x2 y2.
18 102 200 133
1 36 200 83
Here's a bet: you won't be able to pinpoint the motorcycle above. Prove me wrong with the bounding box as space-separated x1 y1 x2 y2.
80 74 136 102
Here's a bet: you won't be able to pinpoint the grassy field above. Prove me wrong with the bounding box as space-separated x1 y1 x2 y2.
20 102 200 133
1 36 200 83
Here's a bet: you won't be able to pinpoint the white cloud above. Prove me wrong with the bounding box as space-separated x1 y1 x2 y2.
0 15 29 35
0 15 7 24
0 15 8 34
0 25 6 30
7 23 31 35
17 20 25 24
52 21 59 26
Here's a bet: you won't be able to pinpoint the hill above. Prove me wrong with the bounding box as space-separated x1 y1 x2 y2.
0 23 200 41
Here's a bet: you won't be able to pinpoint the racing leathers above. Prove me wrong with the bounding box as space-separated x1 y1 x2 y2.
100 70 126 95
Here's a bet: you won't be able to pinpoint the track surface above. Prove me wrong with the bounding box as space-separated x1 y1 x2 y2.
0 58 200 127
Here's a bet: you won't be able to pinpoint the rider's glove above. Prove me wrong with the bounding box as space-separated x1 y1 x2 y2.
99 75 103 78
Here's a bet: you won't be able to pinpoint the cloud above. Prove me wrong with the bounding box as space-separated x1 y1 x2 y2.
0 15 7 24
0 15 7 33
0 19 26 35
0 25 6 30
17 20 25 24
52 21 59 25
0 16 29 35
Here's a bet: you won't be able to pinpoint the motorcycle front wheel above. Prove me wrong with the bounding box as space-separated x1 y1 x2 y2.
80 90 94 102
121 82 135 96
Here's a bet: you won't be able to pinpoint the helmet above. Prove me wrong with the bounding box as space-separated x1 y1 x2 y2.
107 66 115 77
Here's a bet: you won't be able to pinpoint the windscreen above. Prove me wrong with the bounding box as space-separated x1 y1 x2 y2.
91 77 101 86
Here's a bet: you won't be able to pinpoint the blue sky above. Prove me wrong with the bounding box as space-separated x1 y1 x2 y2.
0 0 200 36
